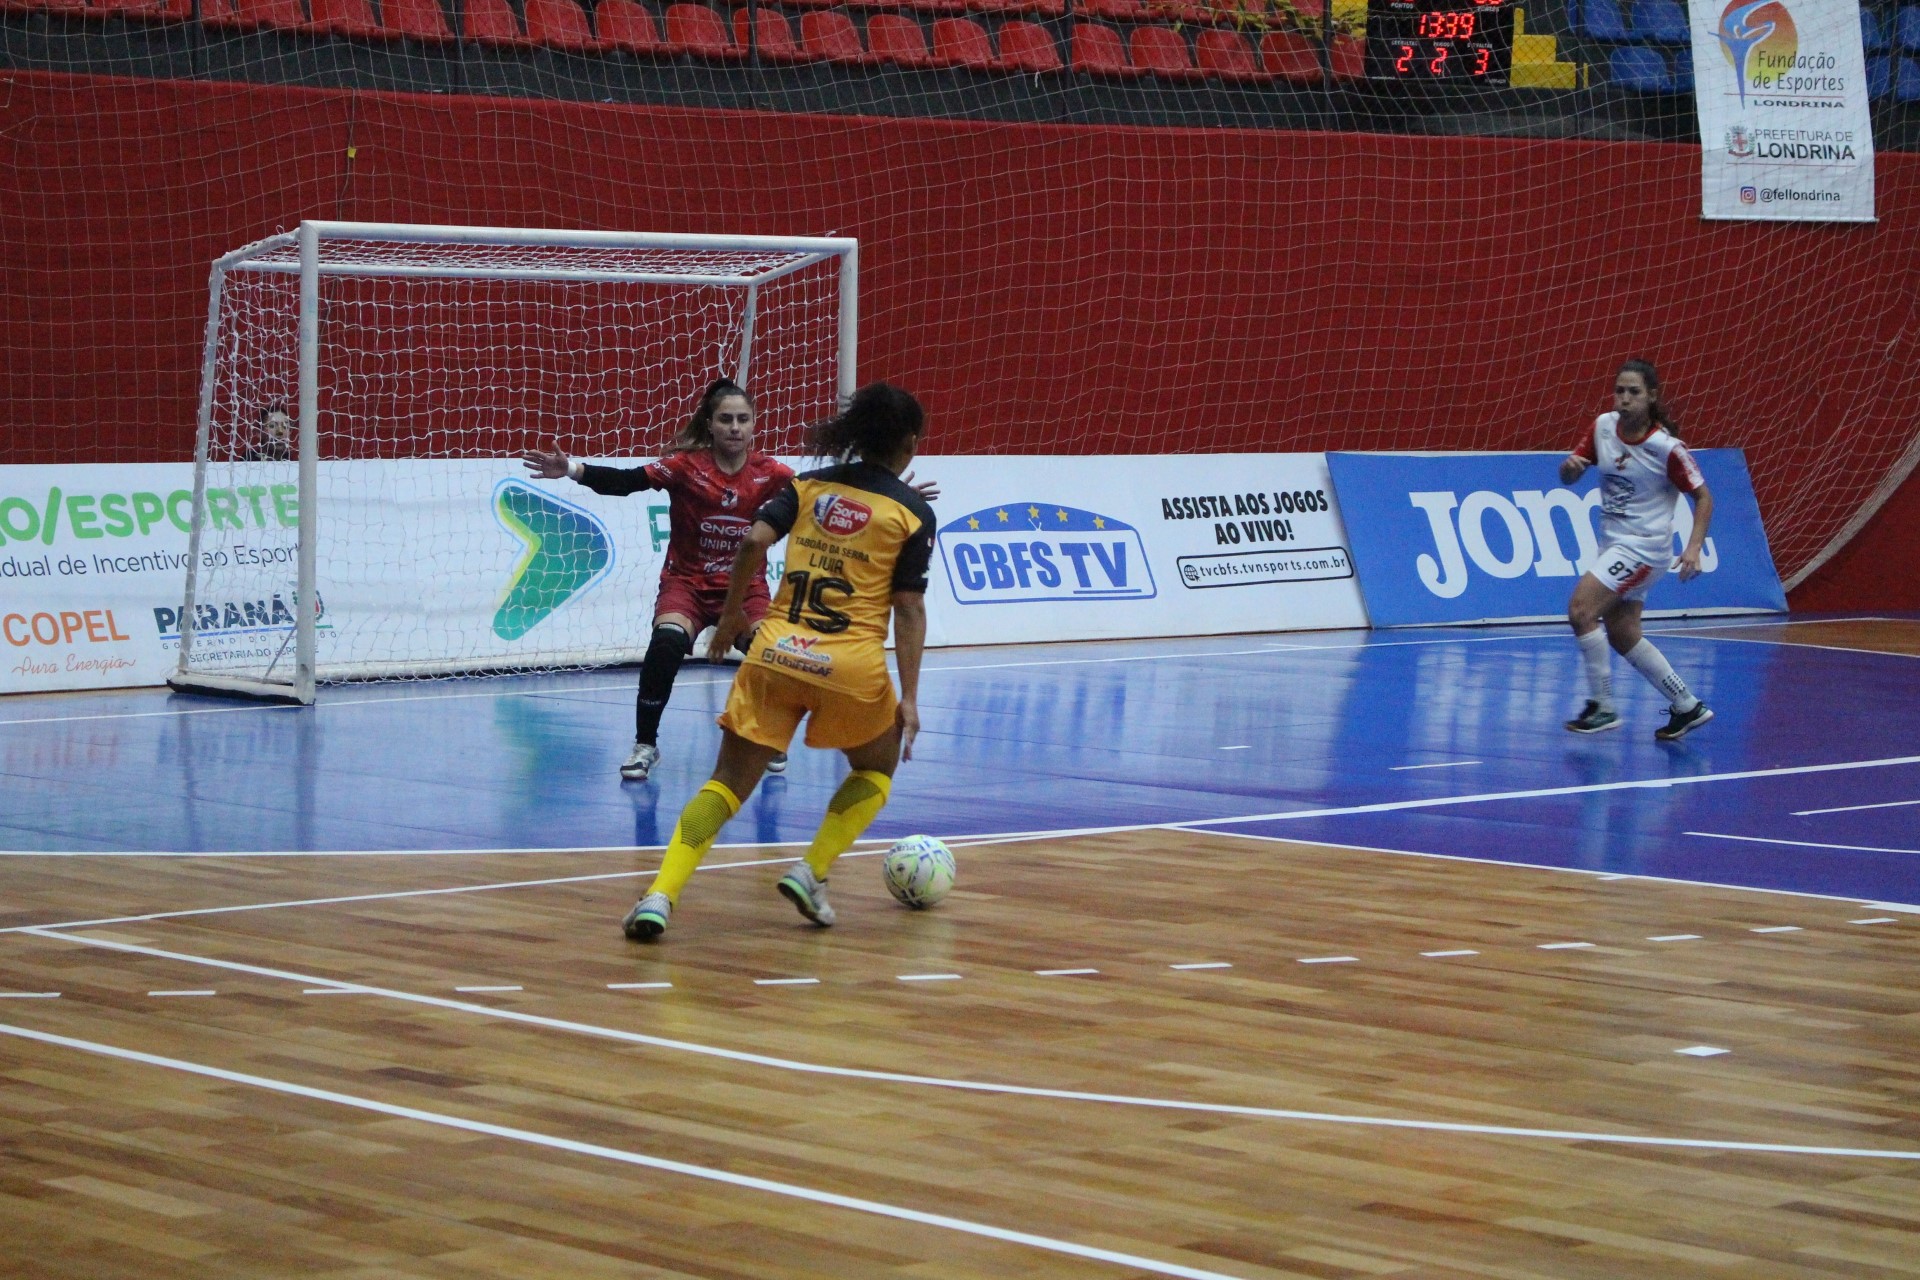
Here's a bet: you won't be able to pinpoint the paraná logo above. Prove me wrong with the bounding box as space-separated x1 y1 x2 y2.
812 493 872 537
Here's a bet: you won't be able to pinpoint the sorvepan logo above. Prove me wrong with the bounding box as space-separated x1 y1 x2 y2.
492 480 613 641
811 493 872 537
939 502 1155 605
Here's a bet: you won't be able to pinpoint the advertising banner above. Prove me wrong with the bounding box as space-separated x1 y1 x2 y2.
1326 449 1787 626
4 453 1369 695
921 453 1367 646
1691 0 1875 221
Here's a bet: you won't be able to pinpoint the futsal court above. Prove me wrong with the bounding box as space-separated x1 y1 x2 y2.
2 614 1918 1279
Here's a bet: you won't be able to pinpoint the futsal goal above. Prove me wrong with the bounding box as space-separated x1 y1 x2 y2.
169 222 856 705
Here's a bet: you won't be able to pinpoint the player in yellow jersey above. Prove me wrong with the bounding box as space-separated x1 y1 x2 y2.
622 383 936 939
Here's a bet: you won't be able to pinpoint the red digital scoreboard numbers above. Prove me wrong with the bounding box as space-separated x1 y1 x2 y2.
1366 0 1514 84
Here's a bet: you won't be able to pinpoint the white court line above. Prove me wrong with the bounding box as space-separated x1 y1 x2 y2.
1676 1046 1731 1058
1296 956 1357 965
1750 926 1802 934
1537 942 1595 950
0 992 60 999
1792 798 1920 817
454 985 522 993
1421 950 1478 958
898 974 962 982
22 929 1920 1162
148 989 216 997
1034 968 1099 977
1178 753 1920 831
754 978 819 987
1648 934 1703 942
1685 831 1920 857
1388 760 1482 771
607 982 672 990
1217 745 1251 751
0 1021 1251 1280
1169 962 1232 971
1850 918 1898 925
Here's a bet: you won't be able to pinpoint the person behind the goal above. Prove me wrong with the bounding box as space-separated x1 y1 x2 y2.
621 383 935 940
522 378 793 782
1560 358 1715 741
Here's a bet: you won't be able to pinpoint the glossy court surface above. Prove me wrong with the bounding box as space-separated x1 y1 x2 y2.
2 615 1917 1279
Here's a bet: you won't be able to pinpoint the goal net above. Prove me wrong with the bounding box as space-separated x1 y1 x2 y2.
169 223 855 705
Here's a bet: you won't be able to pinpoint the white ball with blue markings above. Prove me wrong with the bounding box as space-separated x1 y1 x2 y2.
882 835 955 909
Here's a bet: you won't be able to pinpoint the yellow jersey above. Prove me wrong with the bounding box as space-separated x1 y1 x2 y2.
744 461 936 700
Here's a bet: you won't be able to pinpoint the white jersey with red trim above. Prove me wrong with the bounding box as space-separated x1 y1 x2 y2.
1571 412 1704 559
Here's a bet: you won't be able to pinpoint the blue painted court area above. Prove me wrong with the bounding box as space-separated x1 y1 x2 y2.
1 618 1916 904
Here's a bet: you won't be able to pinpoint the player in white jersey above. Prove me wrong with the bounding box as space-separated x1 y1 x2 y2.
1559 359 1716 740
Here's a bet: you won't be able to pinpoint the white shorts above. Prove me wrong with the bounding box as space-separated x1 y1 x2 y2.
1588 543 1669 603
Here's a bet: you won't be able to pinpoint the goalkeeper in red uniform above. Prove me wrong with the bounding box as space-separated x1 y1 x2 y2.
523 379 794 781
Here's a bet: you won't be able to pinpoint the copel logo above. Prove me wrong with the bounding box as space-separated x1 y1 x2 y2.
811 494 872 537
939 503 1156 605
4 609 131 646
1408 489 1717 599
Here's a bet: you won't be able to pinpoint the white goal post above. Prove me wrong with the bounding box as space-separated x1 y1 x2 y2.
170 221 858 705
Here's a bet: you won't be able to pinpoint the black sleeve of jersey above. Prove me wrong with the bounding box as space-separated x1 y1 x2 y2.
754 481 800 537
575 463 656 497
892 518 934 594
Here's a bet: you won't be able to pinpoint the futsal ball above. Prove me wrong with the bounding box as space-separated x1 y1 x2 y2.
882 835 955 909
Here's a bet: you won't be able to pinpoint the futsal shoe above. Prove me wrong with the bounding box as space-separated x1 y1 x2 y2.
621 741 660 781
1655 702 1714 741
767 752 788 775
622 892 671 940
776 864 836 927
1564 701 1623 733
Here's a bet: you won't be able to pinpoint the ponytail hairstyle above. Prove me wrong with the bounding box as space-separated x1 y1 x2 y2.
670 377 754 453
1616 358 1678 435
809 382 925 463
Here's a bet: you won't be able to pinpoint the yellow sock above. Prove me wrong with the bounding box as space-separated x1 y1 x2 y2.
804 770 892 879
648 781 742 904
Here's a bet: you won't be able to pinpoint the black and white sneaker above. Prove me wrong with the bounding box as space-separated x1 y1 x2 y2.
1655 702 1713 741
620 741 659 781
622 892 671 940
1564 700 1622 734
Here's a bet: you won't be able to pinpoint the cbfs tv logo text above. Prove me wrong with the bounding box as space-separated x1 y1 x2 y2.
940 503 1155 605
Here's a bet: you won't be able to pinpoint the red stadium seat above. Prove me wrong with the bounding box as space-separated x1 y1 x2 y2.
380 0 452 40
995 18 1060 70
1259 29 1322 83
1130 24 1202 78
902 0 968 14
1194 27 1266 80
971 0 1062 15
733 6 814 60
665 2 744 57
1080 0 1146 20
866 12 933 65
596 0 665 51
1071 22 1143 76
90 0 193 19
930 15 993 67
524 0 598 48
207 0 306 30
307 0 379 35
799 9 874 63
7 0 88 13
463 0 532 43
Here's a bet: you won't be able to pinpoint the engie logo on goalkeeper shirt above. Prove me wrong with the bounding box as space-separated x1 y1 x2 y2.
939 502 1156 605
491 480 614 641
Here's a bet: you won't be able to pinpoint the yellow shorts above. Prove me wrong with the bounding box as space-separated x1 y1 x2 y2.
718 660 898 752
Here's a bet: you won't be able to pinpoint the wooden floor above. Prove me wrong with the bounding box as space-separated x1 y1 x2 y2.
4 827 1918 1279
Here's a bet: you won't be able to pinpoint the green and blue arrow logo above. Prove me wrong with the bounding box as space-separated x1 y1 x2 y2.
491 479 614 641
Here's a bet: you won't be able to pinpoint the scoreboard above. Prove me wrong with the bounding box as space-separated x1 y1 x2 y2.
1366 0 1515 85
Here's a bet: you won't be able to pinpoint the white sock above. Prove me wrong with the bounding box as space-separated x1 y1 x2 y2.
1576 628 1612 707
1623 639 1699 711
